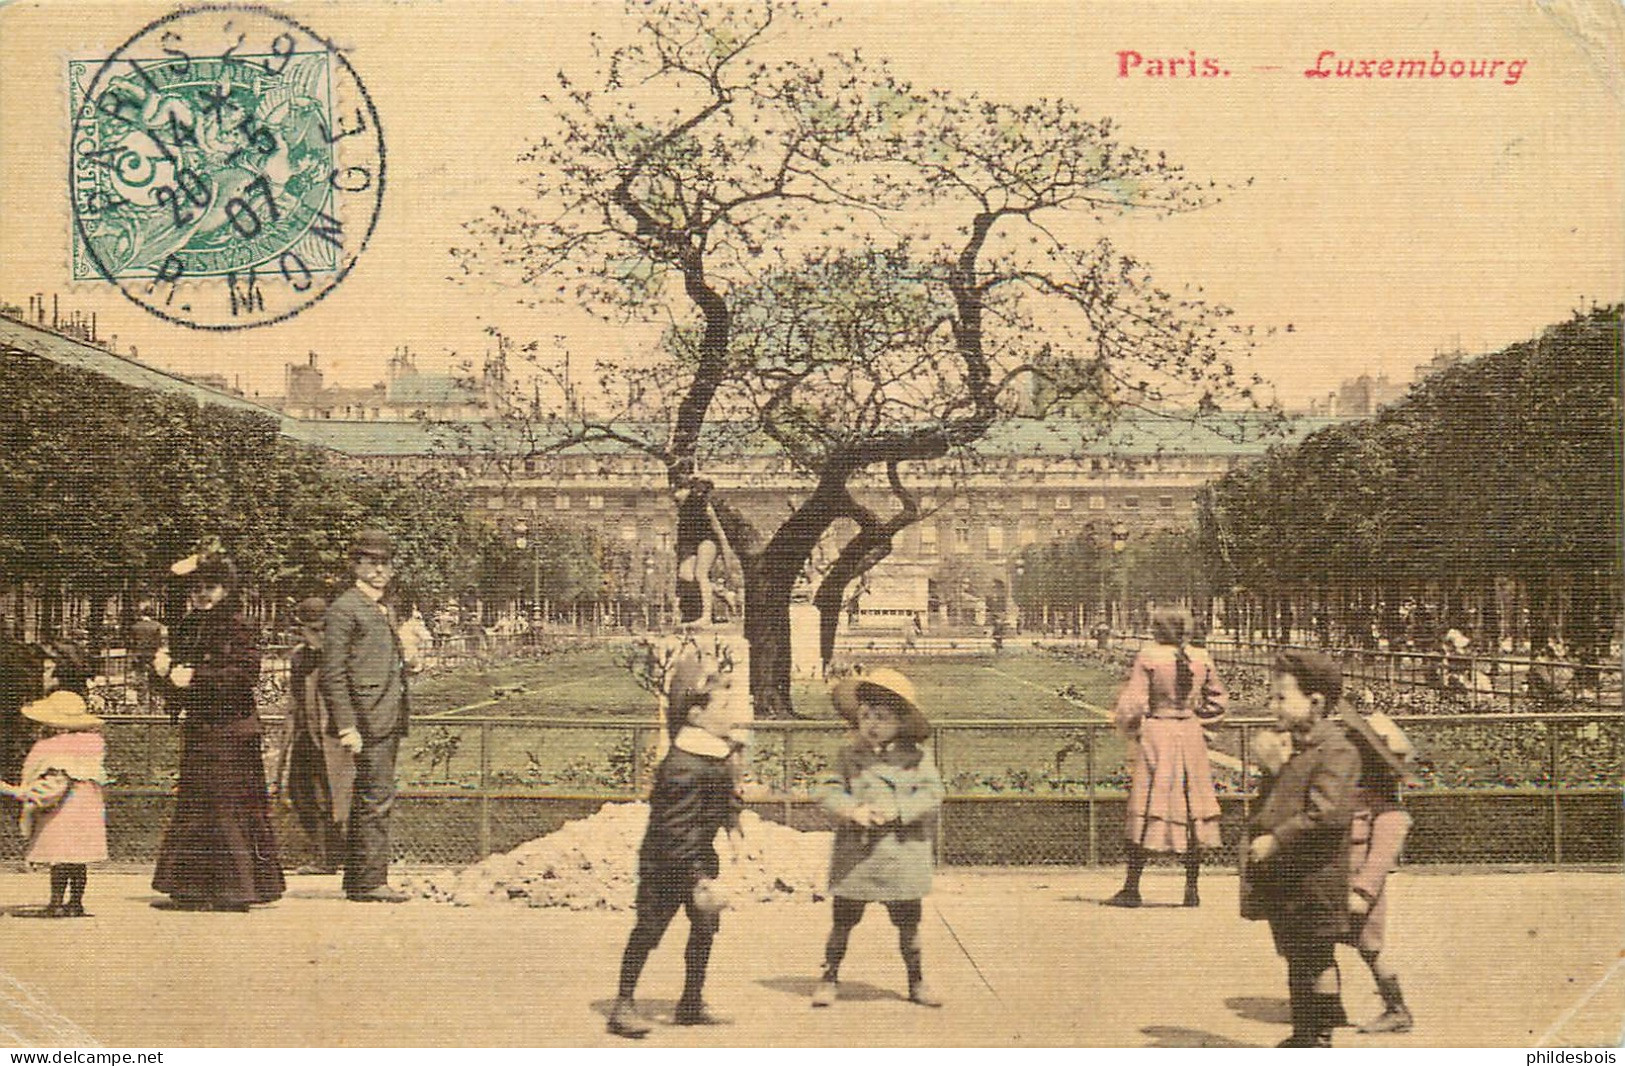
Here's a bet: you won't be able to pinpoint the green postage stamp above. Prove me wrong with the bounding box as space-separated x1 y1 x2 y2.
68 6 384 330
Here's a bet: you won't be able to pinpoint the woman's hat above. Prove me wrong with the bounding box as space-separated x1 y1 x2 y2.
1338 704 1417 782
830 667 930 741
293 597 328 626
171 551 238 590
22 690 102 731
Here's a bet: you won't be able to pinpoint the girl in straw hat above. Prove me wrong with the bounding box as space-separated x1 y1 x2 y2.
0 641 108 917
812 667 945 1009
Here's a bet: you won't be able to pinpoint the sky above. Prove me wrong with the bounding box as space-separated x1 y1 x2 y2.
1 0 1620 408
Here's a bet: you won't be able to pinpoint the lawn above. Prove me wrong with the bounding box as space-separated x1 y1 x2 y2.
395 642 1136 796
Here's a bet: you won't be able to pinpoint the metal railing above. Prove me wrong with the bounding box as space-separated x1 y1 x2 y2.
76 710 1623 868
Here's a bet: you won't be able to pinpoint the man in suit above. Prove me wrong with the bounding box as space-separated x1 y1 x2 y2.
321 529 410 903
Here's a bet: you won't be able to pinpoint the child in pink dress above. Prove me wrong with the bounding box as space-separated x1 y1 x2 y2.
1107 607 1228 907
0 642 109 918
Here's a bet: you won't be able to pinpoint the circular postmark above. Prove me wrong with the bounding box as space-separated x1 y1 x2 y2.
68 5 385 331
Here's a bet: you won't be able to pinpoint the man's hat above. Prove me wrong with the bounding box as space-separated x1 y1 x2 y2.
293 597 328 626
351 528 395 561
22 690 102 731
830 667 930 742
1339 704 1418 783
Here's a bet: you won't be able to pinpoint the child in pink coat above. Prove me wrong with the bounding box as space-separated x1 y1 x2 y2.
0 642 109 918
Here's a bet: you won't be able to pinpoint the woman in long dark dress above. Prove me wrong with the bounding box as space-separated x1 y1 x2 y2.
150 553 284 911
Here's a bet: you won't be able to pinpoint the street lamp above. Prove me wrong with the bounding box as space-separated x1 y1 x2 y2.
514 520 540 625
643 553 656 630
1011 557 1026 632
1111 523 1129 631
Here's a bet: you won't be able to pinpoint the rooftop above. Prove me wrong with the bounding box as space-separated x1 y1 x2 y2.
2 313 1337 462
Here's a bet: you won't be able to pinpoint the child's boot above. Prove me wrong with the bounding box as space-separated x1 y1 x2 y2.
606 997 651 1039
900 929 942 1008
1104 844 1145 907
811 963 839 1008
1278 971 1315 1047
1292 992 1345 1047
1358 976 1414 1033
908 978 944 1008
673 1000 729 1026
43 866 69 918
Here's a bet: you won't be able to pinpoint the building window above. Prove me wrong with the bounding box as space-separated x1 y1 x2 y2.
1158 495 1176 509
621 522 638 542
986 526 1005 553
524 459 536 474
920 525 939 556
954 496 970 511
1018 525 1037 547
1054 495 1072 511
587 495 605 510
1088 495 1106 511
521 495 537 512
954 527 970 552
554 494 571 510
1021 494 1038 512
1124 496 1140 510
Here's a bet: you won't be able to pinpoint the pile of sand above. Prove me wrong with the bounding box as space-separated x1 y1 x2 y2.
402 804 832 910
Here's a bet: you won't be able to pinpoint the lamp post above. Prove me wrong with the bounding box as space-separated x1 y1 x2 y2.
1011 556 1026 633
514 520 540 626
1111 522 1128 632
643 553 656 630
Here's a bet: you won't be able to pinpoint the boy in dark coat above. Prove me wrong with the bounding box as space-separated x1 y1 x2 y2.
1247 650 1361 1047
607 653 751 1038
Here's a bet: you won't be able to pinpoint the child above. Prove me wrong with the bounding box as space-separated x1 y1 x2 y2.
279 597 353 876
1107 606 1228 908
0 642 108 918
608 652 752 1038
1247 650 1361 1047
1339 701 1418 1033
812 667 945 1009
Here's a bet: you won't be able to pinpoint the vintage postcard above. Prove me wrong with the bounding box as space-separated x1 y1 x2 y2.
0 0 1620 1052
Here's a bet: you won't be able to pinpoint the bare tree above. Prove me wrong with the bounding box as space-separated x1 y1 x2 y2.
456 0 1269 716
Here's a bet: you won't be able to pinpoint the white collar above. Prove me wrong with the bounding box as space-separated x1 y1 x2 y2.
673 726 732 758
354 580 386 604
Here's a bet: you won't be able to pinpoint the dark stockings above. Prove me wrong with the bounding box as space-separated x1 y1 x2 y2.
821 897 924 983
1120 843 1146 893
48 864 86 910
1118 845 1202 894
617 870 720 1008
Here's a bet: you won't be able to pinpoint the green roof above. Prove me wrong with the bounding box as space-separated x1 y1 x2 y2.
2 316 1335 461
0 314 322 442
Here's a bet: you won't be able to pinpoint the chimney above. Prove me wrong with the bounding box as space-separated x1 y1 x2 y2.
52 294 58 329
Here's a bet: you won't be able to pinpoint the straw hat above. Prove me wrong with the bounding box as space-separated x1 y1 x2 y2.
829 667 930 742
1338 704 1417 783
21 690 102 732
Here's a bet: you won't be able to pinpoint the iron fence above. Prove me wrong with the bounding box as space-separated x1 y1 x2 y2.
1202 637 1622 712
32 710 1622 869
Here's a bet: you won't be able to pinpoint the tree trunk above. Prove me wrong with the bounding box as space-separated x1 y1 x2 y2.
744 562 798 719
